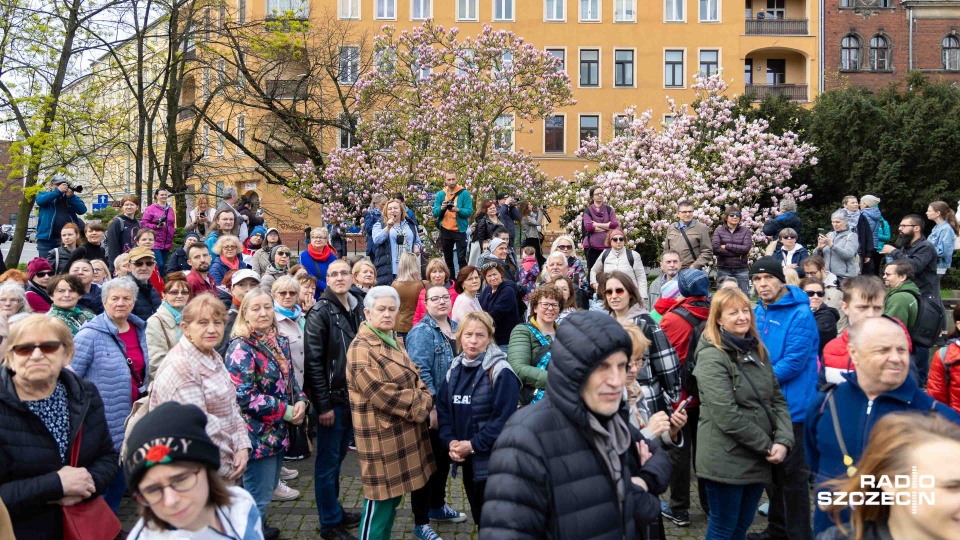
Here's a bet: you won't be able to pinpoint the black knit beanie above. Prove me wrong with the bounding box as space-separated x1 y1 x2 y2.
749 256 786 284
124 402 221 491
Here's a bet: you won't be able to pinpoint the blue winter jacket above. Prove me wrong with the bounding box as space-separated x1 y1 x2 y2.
363 208 382 257
754 285 819 423
860 206 883 249
209 256 250 286
35 189 87 241
804 371 960 535
71 312 149 451
406 314 458 396
928 220 956 272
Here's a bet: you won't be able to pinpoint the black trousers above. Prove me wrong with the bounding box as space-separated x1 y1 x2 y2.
411 428 452 526
585 247 604 275
668 406 709 514
764 422 813 540
439 228 467 276
461 456 486 526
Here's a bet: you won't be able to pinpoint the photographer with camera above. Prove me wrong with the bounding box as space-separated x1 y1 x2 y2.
35 174 87 259
140 188 176 277
433 171 473 276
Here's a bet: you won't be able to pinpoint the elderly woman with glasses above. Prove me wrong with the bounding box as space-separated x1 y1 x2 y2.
72 276 150 511
712 205 754 295
69 258 104 315
259 245 292 293
478 262 521 353
45 274 93 335
539 236 589 295
271 276 305 390
507 285 561 406
0 282 31 321
209 235 248 287
347 286 435 539
145 272 190 380
300 227 339 298
589 228 648 300
0 314 120 539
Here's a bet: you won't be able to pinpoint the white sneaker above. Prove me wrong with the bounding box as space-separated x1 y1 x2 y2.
280 466 299 481
272 480 301 502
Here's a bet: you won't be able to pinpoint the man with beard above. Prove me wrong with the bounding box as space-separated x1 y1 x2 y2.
880 213 940 385
185 243 216 299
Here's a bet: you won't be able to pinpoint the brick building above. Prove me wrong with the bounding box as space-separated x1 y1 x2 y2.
824 0 960 90
0 141 22 227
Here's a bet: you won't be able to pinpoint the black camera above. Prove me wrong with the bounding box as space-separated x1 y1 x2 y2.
396 232 406 245
68 184 83 193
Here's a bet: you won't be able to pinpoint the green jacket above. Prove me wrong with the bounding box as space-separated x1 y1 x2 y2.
884 280 920 329
432 187 473 233
693 337 794 485
507 323 553 389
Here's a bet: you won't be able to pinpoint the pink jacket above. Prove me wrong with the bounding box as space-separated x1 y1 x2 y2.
140 203 176 250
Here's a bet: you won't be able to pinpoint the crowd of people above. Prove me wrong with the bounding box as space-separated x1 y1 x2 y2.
3 174 960 540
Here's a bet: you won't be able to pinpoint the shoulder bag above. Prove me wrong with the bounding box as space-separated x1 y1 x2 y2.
62 427 122 540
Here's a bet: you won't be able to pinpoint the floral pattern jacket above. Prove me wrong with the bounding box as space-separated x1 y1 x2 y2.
225 333 308 460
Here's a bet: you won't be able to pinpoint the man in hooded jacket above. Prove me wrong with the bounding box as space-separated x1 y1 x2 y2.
480 310 670 540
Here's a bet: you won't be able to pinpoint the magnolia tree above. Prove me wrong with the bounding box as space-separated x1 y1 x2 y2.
567 72 816 252
293 21 575 227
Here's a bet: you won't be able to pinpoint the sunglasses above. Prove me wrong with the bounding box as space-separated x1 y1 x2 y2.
805 290 825 298
728 213 741 218
277 290 298 297
35 271 53 278
11 341 63 356
276 251 291 257
604 287 626 297
780 235 797 240
611 237 625 242
133 260 156 267
557 245 573 251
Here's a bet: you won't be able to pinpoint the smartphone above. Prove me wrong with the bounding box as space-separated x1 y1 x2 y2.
818 227 826 236
675 397 692 414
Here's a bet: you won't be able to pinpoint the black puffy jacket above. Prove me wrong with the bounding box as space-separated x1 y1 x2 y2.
480 311 671 540
304 288 365 414
0 368 118 540
132 276 162 322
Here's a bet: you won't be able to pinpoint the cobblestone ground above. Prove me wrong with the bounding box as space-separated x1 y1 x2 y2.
119 452 770 539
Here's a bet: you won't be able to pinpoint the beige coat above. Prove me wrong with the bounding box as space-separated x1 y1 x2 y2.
663 220 714 270
145 305 179 381
275 311 305 388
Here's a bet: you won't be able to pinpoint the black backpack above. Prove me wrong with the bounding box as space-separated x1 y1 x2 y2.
672 305 708 399
903 289 945 348
600 248 635 267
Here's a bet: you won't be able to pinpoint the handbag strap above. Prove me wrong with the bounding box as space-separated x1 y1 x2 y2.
107 331 144 393
679 227 697 259
70 425 83 467
825 389 857 476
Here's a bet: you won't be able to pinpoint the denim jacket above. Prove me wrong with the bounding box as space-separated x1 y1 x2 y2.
928 221 956 272
405 313 458 396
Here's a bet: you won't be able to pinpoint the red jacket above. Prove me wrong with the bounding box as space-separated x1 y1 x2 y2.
660 297 710 408
928 341 960 415
186 269 217 300
821 319 913 388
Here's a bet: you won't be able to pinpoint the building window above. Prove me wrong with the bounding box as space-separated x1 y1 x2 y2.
665 0 683 21
869 35 890 71
841 35 860 71
458 0 478 20
266 0 308 18
411 0 431 20
665 49 684 87
545 115 565 153
236 115 246 147
614 50 634 86
339 114 357 148
338 47 360 83
219 2 226 28
579 49 599 87
766 0 784 18
545 0 565 20
203 67 211 97
202 125 210 158
944 35 960 70
699 49 719 77
580 0 599 21
456 48 474 76
375 0 396 19
239 0 246 23
217 121 225 156
744 58 753 84
217 59 226 93
493 115 514 151
614 114 632 136
377 49 397 75
663 115 677 126
614 0 635 21
340 0 359 19
494 0 514 20
547 48 566 71
699 0 718 21
579 115 599 146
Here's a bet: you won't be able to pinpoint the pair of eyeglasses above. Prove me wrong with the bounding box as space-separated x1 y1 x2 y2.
312 236 328 241
35 271 53 278
557 245 573 251
611 237 625 243
11 341 63 356
481 262 499 270
539 302 560 310
605 287 626 297
277 291 298 297
805 290 825 298
276 251 291 257
427 295 451 303
134 260 156 267
780 235 797 240
93 268 104 274
222 245 238 250
728 213 741 218
168 290 190 297
135 468 202 505
327 271 351 278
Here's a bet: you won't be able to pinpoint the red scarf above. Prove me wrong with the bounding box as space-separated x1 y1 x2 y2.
219 255 240 271
307 244 334 261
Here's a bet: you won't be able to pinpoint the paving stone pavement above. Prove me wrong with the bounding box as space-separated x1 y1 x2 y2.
118 451 770 539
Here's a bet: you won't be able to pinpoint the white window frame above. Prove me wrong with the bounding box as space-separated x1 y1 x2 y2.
339 113 357 149
664 48 686 88
544 113 566 154
375 0 396 20
580 0 600 22
456 48 475 76
664 0 684 22
338 46 360 84
236 115 246 147
493 0 515 21
699 0 719 22
457 0 479 20
614 0 636 22
217 121 225 156
266 0 309 18
545 0 566 21
202 125 210 158
578 47 601 88
578 114 601 147
613 113 633 137
411 0 431 20
493 114 515 152
663 114 677 126
339 0 360 19
546 47 567 71
613 48 636 87
698 48 720 78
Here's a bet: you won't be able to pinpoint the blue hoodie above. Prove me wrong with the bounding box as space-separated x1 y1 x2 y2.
804 371 960 535
754 284 819 422
860 206 883 249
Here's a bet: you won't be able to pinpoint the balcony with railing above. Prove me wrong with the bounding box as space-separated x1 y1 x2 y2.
745 17 809 35
745 84 809 101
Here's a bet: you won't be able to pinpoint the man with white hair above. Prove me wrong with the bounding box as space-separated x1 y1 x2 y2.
216 186 249 241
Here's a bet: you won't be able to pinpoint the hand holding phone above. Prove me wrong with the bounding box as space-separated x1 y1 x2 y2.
675 397 692 414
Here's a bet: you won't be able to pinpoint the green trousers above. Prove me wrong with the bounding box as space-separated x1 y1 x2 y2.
358 496 402 540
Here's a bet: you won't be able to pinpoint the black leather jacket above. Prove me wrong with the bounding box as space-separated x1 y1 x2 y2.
303 288 364 413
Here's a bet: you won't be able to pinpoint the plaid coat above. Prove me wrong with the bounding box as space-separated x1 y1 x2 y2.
347 324 436 500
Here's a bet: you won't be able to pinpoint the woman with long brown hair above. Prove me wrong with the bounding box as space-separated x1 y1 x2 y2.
926 200 958 280
470 201 501 266
817 412 960 540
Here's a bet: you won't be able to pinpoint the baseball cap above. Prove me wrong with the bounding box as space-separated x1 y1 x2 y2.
231 268 261 286
128 247 155 262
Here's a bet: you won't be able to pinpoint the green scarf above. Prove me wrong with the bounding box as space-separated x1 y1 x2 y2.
365 322 399 351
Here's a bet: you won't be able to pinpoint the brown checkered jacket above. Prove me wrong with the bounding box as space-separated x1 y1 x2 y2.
347 324 436 500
